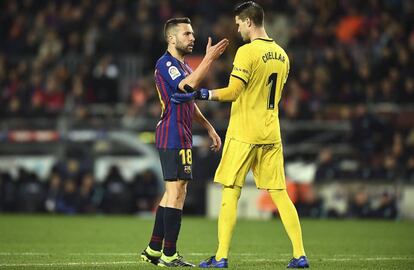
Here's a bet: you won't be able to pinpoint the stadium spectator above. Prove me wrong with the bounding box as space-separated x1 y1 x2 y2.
16 169 46 212
0 172 16 212
132 169 159 213
101 165 133 214
56 179 78 214
296 185 323 218
348 189 372 218
371 192 397 219
314 148 338 182
76 172 97 214
44 171 62 213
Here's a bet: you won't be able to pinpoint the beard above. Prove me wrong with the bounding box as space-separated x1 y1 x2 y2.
240 31 249 42
176 40 193 55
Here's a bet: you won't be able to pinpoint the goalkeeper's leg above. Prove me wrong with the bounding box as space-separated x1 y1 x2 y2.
215 185 242 260
269 189 305 258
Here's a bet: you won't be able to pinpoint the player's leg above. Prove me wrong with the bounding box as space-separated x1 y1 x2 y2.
157 148 194 267
268 190 307 260
141 192 166 265
200 139 255 268
216 185 242 260
158 180 195 267
253 144 308 268
142 148 194 267
162 180 187 256
200 185 242 268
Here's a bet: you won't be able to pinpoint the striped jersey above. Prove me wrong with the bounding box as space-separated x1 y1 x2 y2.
154 51 195 149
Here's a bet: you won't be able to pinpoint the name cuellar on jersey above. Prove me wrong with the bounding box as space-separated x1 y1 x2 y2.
228 38 290 144
154 51 195 149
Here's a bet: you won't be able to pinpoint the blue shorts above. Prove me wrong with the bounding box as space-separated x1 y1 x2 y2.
158 149 193 181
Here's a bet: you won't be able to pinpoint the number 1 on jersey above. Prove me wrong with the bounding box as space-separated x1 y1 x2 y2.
267 73 278 110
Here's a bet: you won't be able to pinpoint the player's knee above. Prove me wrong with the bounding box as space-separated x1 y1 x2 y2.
268 189 289 202
166 182 187 201
223 185 242 200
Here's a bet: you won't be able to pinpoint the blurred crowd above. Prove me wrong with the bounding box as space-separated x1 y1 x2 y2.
1 0 413 117
0 161 160 214
314 104 414 182
0 0 414 216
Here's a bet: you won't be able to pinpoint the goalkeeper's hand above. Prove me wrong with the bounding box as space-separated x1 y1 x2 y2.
170 88 209 104
193 88 209 100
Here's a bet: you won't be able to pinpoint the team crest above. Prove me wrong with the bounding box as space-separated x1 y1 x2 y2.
184 165 191 174
168 66 181 80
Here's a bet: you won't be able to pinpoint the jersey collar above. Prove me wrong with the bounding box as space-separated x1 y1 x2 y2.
166 50 186 65
252 37 274 42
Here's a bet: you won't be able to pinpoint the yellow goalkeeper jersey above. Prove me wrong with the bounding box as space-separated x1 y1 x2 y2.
227 37 290 144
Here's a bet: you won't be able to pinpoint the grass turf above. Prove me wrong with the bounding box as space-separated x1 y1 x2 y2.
0 215 413 269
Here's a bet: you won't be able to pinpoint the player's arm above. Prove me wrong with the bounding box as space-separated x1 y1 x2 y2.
178 37 228 92
171 46 248 103
208 75 245 101
170 74 246 103
193 104 222 152
207 45 249 101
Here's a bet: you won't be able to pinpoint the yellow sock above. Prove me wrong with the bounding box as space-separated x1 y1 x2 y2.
215 186 241 260
269 189 306 258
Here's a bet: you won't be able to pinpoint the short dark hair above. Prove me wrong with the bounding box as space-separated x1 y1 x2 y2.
234 1 264 26
164 17 191 41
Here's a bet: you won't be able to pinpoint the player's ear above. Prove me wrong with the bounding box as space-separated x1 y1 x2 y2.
167 34 175 44
246 18 251 27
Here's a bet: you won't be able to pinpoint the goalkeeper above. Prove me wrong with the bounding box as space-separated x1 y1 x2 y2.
171 1 309 268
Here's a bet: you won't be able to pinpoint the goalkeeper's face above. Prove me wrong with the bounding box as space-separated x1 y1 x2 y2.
174 23 195 55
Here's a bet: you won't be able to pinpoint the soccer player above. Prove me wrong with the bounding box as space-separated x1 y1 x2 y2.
140 18 228 267
171 2 309 268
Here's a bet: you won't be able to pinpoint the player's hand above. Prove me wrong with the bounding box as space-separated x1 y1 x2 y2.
208 128 222 152
194 88 209 100
205 37 229 60
171 88 209 104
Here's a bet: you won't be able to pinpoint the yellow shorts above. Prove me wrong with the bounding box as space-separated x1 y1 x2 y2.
214 138 286 190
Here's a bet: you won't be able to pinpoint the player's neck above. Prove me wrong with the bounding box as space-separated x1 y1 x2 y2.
249 27 269 42
167 48 185 63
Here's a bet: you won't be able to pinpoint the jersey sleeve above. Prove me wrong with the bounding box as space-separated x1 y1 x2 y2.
230 46 251 84
156 57 186 93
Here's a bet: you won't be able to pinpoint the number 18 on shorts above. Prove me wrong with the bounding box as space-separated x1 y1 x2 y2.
158 149 193 181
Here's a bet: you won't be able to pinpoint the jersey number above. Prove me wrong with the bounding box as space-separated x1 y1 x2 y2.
179 149 192 165
267 73 278 110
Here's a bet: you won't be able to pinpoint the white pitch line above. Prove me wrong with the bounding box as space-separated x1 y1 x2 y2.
247 257 414 262
68 252 137 256
1 257 414 268
0 252 50 256
0 252 261 257
0 257 414 267
187 252 263 256
0 252 138 256
1 252 413 259
0 261 140 267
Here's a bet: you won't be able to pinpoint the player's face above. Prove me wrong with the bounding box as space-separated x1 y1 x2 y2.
235 16 249 41
174 23 195 55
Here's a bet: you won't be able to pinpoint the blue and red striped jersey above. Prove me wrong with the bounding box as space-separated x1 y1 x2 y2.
154 51 195 149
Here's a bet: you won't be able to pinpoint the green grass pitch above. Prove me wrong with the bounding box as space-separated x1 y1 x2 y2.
0 215 413 269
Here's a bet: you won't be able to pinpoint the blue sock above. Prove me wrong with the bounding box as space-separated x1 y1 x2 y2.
163 207 182 256
148 206 165 251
